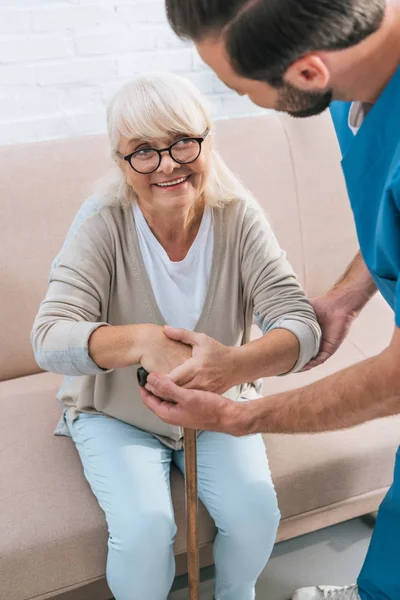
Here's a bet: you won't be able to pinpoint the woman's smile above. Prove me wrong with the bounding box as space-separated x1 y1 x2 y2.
153 175 191 190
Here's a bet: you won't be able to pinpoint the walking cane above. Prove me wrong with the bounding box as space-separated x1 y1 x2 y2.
137 368 200 600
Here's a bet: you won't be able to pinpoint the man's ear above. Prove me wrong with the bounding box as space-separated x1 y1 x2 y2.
284 55 331 91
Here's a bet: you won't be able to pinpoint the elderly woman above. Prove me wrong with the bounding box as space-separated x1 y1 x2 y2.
31 73 320 600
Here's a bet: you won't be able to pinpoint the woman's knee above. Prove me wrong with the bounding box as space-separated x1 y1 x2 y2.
220 481 280 545
106 511 176 600
109 509 177 565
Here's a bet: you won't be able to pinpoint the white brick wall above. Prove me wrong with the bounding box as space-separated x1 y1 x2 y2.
0 0 263 146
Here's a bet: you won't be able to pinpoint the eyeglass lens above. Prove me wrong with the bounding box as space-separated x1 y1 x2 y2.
130 138 201 173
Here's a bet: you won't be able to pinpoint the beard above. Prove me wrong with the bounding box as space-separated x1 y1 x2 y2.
276 81 333 118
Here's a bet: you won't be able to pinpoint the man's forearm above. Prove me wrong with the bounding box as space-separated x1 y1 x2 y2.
237 344 399 436
330 251 377 314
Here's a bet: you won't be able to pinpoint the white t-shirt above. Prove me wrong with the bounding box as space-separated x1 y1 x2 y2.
348 101 373 135
133 202 214 331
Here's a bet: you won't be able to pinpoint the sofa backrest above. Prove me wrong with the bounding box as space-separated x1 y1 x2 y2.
0 110 357 381
215 111 358 297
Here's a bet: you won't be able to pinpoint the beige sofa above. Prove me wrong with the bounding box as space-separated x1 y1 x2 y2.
0 110 398 600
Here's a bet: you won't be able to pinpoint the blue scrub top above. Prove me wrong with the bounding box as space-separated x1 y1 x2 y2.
330 67 400 326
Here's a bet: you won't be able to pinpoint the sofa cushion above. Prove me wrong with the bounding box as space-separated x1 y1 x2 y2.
216 111 358 298
0 136 113 382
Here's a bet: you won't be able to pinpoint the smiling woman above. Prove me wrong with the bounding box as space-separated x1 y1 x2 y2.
105 74 246 212
31 72 320 600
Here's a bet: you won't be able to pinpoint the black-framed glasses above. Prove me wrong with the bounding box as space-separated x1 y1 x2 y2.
117 128 210 174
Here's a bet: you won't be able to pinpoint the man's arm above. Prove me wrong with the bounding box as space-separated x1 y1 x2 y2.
330 251 377 313
140 326 400 435
241 327 400 436
162 326 301 394
303 251 377 370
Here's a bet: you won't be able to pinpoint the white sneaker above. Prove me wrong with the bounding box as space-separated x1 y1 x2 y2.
292 584 360 600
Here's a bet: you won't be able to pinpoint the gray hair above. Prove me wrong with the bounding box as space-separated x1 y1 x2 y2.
99 72 254 208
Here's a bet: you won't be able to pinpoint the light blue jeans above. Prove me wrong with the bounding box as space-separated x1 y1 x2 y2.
67 413 280 600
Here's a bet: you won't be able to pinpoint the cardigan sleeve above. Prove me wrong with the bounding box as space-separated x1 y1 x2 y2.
240 203 321 373
31 198 114 376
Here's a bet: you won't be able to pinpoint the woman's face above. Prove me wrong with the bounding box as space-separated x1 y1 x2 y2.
117 130 212 213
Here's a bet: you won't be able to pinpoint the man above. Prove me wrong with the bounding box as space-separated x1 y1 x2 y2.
140 1 400 599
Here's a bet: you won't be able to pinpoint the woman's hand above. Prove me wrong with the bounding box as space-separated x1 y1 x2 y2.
138 324 192 375
163 326 236 394
88 323 191 372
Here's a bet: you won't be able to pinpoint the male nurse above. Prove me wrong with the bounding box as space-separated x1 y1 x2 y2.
141 2 400 598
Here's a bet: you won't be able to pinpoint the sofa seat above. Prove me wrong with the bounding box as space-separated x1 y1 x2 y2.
1 296 398 600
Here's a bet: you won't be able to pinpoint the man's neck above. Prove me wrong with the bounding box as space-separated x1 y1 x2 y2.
365 1 400 103
330 0 400 103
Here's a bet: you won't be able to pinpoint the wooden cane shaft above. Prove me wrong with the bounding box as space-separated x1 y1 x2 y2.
136 369 199 598
184 428 199 600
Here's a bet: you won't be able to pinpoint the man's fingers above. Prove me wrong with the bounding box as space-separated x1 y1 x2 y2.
164 326 199 346
300 362 317 372
169 359 197 385
139 387 182 426
139 386 165 411
146 372 190 403
316 349 336 364
301 351 332 372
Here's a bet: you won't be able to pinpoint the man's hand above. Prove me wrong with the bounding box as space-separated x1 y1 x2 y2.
139 372 246 434
301 293 357 371
164 326 236 393
302 252 377 372
138 325 192 375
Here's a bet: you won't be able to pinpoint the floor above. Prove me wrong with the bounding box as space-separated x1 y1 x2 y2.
169 516 374 600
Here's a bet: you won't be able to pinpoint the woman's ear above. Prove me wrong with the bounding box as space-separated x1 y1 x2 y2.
284 55 331 92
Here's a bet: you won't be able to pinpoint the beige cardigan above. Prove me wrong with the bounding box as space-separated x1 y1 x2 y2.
31 195 320 448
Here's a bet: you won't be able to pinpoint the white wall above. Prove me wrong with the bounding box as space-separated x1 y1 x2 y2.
0 0 264 146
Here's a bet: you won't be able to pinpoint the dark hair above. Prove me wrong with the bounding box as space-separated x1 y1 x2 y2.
166 0 246 40
166 0 386 85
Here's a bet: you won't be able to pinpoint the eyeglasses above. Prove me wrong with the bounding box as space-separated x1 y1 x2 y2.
117 128 210 174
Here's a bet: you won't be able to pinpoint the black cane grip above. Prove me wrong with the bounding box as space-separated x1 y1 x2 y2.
137 367 149 387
